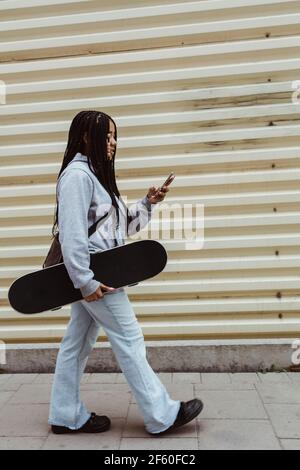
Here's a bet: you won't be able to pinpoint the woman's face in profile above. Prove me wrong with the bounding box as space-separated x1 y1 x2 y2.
83 118 116 159
107 120 117 160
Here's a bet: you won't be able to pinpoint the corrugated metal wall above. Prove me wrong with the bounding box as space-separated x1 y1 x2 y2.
1 0 300 343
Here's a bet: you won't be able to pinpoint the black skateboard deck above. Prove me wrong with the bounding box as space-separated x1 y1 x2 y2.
8 240 167 314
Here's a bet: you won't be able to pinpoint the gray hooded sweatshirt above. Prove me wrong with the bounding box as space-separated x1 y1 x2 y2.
57 152 156 297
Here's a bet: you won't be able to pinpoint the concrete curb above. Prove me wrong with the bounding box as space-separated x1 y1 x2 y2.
1 339 298 373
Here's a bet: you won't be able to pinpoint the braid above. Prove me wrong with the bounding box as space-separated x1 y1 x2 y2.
51 110 126 238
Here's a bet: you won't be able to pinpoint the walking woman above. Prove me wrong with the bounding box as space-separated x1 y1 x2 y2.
48 110 203 435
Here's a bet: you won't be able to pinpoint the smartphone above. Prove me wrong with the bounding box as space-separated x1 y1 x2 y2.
160 172 175 188
153 173 175 197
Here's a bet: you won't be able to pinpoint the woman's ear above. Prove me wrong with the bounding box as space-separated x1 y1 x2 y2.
83 131 88 144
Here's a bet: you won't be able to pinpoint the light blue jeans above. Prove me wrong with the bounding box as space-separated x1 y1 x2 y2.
48 288 180 434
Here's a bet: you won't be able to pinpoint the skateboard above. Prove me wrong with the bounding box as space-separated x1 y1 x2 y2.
8 240 167 314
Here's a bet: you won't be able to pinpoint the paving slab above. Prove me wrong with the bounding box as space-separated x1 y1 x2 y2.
286 373 300 383
1 373 299 449
258 372 291 383
229 373 261 384
0 381 23 392
280 439 300 450
42 418 125 450
87 373 118 383
172 373 201 384
157 373 173 384
33 374 90 384
197 419 281 450
255 383 300 404
8 384 52 405
166 383 195 402
201 373 232 386
0 404 50 437
120 437 199 450
195 389 267 420
32 374 55 384
0 374 38 391
196 382 255 391
0 437 46 450
5 374 38 385
0 375 12 384
80 390 131 418
0 391 16 409
266 404 300 439
115 374 128 384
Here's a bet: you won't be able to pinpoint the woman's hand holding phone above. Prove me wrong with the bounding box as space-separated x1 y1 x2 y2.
84 173 176 301
146 172 175 204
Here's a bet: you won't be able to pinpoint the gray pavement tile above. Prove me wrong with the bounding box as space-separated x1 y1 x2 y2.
286 373 300 383
201 373 232 386
0 374 39 392
172 373 201 384
8 384 52 405
2 373 299 449
266 404 300 439
32 374 89 385
123 404 197 438
0 404 50 437
280 439 300 450
5 374 38 385
0 381 23 392
157 373 173 384
115 374 128 383
120 438 199 450
0 375 12 384
230 373 260 384
198 419 281 450
258 372 291 383
87 373 118 383
8 383 132 406
0 391 16 409
0 437 46 450
81 374 91 383
80 390 130 418
255 383 300 404
167 383 195 401
195 383 255 391
42 418 125 450
195 389 267 420
33 374 54 384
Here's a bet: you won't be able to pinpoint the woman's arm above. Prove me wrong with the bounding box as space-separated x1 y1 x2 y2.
124 194 155 237
57 169 101 297
123 185 169 237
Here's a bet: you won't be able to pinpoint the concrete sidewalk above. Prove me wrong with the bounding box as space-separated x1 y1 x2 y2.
0 372 299 450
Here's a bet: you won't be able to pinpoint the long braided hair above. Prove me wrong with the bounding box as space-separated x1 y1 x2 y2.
51 110 129 239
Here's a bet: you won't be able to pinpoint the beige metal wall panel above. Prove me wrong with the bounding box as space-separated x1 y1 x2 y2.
0 0 300 342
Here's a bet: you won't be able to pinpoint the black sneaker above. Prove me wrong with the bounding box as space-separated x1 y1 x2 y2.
51 412 111 434
148 398 203 436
